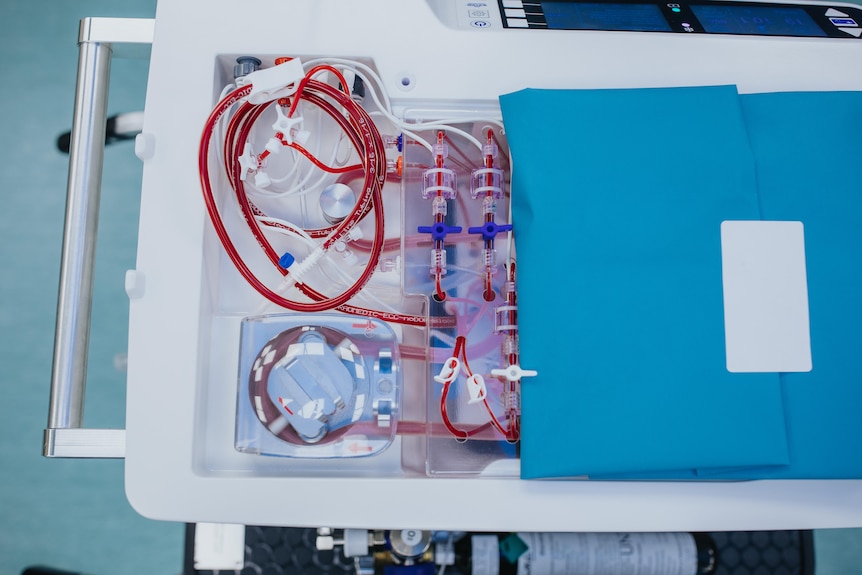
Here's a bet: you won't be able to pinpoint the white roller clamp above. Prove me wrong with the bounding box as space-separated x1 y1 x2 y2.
434 357 461 384
466 374 487 404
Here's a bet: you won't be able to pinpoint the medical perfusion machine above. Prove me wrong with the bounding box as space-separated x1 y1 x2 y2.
47 0 862 531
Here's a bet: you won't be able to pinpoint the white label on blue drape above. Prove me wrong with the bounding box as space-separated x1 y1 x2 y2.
721 220 812 373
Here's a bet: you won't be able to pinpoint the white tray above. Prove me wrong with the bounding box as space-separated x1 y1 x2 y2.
125 0 862 529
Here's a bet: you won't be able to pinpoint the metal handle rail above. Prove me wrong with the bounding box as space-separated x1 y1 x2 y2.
44 17 154 458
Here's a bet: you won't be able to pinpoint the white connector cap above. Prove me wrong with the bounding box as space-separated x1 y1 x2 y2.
343 529 370 558
246 58 304 105
491 364 538 382
315 536 335 551
237 143 257 181
264 137 282 156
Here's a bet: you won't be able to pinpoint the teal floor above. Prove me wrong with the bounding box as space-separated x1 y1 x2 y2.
816 529 862 574
0 1 860 575
0 2 183 575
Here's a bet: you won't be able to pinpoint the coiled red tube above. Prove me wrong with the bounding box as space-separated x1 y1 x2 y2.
199 72 422 319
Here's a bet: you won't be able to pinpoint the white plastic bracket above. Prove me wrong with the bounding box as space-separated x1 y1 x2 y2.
246 57 305 104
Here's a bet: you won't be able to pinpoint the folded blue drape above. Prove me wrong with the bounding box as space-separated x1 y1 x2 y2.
501 86 862 479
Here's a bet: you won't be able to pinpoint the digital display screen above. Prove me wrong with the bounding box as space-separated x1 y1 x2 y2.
690 5 827 36
543 2 673 31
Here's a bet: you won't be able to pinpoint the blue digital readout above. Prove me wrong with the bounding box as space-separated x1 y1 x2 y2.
543 2 673 31
690 5 827 36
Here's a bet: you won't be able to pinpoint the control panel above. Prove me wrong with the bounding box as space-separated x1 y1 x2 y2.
454 0 862 37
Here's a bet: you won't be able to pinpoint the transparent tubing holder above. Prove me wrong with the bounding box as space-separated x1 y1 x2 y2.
236 314 401 458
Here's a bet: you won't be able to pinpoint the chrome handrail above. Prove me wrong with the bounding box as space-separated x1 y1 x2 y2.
44 18 154 458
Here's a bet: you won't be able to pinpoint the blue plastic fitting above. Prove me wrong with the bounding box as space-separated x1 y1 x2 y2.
417 222 462 241
468 221 513 241
278 252 295 269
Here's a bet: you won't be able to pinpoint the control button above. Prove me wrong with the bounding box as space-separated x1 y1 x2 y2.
838 26 862 36
469 9 490 17
507 18 529 27
503 0 524 7
830 17 858 26
471 19 491 28
825 8 850 17
505 7 527 17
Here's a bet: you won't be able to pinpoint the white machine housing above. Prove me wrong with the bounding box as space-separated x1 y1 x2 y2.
126 0 862 530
